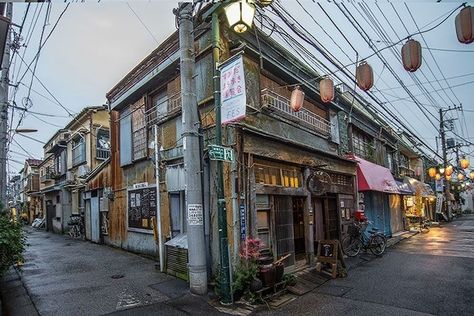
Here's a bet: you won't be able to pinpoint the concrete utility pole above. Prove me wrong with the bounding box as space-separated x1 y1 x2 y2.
177 2 207 295
0 3 12 208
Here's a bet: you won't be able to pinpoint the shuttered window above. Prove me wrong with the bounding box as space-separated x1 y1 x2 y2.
120 107 132 166
132 98 147 160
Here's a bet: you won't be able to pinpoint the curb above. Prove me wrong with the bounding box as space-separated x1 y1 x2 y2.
386 231 419 248
0 266 39 316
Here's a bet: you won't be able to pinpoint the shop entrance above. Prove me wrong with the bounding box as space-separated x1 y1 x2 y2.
292 197 305 261
313 196 340 249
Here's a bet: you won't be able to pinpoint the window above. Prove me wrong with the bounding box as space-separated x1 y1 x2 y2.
96 129 110 160
132 98 147 160
72 136 86 166
352 129 374 161
254 160 302 188
256 195 271 250
54 150 67 175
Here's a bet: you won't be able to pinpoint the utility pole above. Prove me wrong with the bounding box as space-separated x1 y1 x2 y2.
177 2 207 295
212 12 232 305
0 3 11 208
439 108 452 221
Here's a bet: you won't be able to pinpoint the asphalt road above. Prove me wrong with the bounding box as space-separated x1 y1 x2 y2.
17 228 222 316
259 215 474 316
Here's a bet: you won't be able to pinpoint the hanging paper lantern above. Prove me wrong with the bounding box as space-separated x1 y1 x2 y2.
460 158 470 169
439 167 445 175
446 174 452 181
290 85 304 112
320 77 334 103
445 165 454 176
470 170 474 180
356 61 374 91
455 6 474 44
435 173 441 181
428 167 437 178
401 39 422 72
458 173 465 181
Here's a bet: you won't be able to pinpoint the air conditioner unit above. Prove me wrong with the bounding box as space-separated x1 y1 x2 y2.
66 171 74 183
77 165 90 178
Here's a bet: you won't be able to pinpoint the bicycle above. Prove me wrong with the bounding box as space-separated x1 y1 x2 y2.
342 221 387 257
419 218 430 234
67 215 85 239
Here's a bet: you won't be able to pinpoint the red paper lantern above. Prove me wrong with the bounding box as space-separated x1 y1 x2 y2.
455 6 474 44
435 173 441 181
460 158 470 169
445 165 454 176
290 85 304 112
401 39 422 72
320 77 334 103
356 61 374 91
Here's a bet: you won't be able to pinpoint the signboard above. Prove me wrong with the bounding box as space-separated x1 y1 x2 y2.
128 186 157 230
220 55 246 124
315 240 346 278
435 179 444 192
436 193 444 214
239 204 246 241
187 204 203 226
208 144 234 162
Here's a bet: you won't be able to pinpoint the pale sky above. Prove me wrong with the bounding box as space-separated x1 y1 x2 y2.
6 0 474 175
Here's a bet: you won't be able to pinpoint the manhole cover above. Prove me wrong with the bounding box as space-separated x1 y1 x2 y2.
111 274 125 279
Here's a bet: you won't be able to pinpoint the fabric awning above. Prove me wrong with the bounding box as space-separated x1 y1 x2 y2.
404 177 432 197
351 155 399 193
396 180 414 195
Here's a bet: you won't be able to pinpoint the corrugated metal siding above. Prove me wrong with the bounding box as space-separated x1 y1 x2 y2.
166 165 185 192
120 107 132 166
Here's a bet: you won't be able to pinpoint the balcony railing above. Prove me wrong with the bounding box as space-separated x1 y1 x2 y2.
96 148 110 160
261 89 330 136
146 92 182 126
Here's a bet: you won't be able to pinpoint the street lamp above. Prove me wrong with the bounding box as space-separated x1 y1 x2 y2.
224 0 256 33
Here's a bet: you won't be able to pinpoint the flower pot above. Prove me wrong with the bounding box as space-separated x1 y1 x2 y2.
259 265 276 288
249 278 263 292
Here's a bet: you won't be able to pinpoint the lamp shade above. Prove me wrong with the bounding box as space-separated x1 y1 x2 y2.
356 61 374 91
445 165 454 176
225 0 256 33
446 174 452 181
290 85 304 112
320 77 334 103
439 167 445 175
455 6 474 44
435 173 441 181
401 39 422 72
460 158 470 169
458 173 465 181
428 167 437 178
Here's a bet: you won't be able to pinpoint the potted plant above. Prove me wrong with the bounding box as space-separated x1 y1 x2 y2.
232 238 263 301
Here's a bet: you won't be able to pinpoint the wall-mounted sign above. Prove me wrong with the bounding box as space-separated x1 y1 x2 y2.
239 204 246 241
220 55 246 124
187 204 203 226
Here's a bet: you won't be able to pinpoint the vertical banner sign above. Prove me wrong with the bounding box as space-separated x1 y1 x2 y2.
220 55 246 124
239 204 246 241
436 193 444 214
435 179 444 192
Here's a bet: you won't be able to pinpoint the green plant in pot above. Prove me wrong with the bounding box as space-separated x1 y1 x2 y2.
232 238 263 301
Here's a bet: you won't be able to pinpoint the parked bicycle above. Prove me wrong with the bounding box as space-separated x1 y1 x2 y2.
419 218 430 234
67 215 85 239
342 221 387 257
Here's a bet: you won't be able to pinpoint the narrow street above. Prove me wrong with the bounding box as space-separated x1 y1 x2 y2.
13 228 222 316
259 215 474 316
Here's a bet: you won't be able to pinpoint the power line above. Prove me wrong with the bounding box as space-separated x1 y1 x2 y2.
376 72 474 92
126 2 159 45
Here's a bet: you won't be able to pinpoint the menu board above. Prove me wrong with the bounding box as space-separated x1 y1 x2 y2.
128 186 157 230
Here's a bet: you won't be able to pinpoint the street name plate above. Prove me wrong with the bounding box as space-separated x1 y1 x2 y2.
208 145 234 162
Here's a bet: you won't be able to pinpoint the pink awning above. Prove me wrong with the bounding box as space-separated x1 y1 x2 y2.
350 155 400 194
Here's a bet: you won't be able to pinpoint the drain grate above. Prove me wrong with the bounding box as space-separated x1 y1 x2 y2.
111 274 125 279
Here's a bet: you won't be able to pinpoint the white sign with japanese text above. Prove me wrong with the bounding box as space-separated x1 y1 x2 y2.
220 55 246 124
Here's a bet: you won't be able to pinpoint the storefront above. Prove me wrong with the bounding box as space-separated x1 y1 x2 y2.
353 156 400 237
403 177 435 230
391 180 414 234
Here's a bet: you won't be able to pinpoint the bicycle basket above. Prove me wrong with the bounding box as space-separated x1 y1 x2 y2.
347 224 360 236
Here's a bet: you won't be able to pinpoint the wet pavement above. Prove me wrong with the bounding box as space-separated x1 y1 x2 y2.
258 215 474 315
9 228 222 316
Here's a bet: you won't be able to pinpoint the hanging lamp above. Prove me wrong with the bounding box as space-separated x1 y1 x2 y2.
320 77 334 103
460 158 470 169
356 61 374 91
401 39 422 72
290 85 304 112
455 6 474 44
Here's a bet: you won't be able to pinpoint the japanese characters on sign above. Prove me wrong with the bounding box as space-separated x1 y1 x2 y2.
220 55 246 124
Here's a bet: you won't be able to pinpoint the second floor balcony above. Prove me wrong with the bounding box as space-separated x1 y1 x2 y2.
261 89 331 137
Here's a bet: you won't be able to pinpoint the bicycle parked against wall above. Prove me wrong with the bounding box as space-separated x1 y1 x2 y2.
342 221 387 257
67 214 85 239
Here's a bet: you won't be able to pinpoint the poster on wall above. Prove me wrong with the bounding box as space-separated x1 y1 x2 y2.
128 186 157 230
220 55 246 124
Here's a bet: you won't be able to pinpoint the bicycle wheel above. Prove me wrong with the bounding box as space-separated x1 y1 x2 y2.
342 235 362 257
369 235 386 256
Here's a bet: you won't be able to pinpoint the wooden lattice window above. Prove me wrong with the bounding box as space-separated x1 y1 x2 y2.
132 97 147 160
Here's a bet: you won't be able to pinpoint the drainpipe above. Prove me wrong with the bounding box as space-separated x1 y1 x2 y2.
153 125 164 272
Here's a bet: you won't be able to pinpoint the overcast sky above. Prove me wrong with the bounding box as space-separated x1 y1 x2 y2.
6 0 474 175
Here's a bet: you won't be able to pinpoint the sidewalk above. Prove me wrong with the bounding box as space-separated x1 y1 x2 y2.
0 266 39 316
